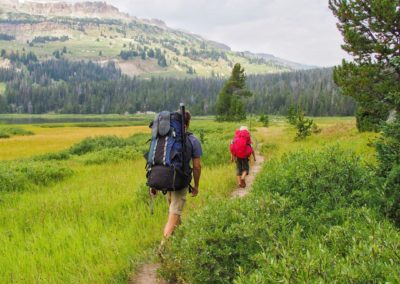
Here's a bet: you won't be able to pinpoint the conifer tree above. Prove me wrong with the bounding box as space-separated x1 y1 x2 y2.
216 63 252 121
330 0 400 225
329 0 400 131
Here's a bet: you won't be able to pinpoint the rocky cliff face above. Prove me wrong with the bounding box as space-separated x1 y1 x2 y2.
1 0 132 20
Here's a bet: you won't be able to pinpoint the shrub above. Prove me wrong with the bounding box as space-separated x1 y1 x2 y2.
13 161 73 186
375 117 400 226
2 127 34 136
0 163 30 192
33 151 70 161
81 147 142 165
253 146 381 213
0 127 34 138
0 161 73 191
0 130 10 139
160 147 399 283
286 105 298 125
259 114 269 127
294 110 314 141
68 135 127 155
311 122 322 134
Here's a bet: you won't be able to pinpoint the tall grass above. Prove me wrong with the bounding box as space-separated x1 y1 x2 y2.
0 120 239 283
0 117 381 283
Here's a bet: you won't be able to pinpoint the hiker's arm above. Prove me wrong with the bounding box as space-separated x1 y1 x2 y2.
192 157 201 196
231 153 235 162
252 147 256 161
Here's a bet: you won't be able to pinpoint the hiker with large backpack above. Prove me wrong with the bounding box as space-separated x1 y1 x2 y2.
146 105 202 239
230 126 256 188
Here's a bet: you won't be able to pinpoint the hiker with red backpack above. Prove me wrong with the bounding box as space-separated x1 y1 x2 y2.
230 126 256 188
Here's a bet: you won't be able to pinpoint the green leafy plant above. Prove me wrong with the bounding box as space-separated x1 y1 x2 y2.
259 114 269 127
294 110 314 141
286 105 298 125
160 147 398 283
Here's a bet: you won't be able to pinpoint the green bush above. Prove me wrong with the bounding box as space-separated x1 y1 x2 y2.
160 147 399 283
234 209 400 283
68 135 127 155
2 127 34 136
0 130 10 138
13 161 73 186
375 117 400 226
294 110 314 141
80 146 142 165
33 151 70 161
0 163 30 192
253 146 381 214
356 105 388 132
68 133 149 157
259 114 269 127
0 161 73 191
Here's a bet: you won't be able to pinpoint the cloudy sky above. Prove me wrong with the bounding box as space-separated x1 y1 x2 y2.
67 0 351 66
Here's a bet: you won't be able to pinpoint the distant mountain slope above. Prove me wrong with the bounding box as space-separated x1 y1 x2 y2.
0 0 311 77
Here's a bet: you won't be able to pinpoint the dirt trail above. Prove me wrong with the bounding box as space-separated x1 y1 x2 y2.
131 145 265 284
230 150 264 198
130 263 167 284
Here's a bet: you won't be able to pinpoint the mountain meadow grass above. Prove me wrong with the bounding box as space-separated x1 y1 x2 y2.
1 116 394 283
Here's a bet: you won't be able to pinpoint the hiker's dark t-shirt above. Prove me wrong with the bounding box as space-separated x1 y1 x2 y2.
188 135 202 159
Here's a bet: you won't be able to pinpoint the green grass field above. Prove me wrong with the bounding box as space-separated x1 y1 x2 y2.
0 116 380 282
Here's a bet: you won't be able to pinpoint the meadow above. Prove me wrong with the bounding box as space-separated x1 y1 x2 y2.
0 115 396 283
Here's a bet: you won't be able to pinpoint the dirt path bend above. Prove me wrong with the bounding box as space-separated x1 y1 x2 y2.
131 263 167 284
131 148 265 284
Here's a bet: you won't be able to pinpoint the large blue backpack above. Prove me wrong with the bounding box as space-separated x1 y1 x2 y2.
146 110 192 191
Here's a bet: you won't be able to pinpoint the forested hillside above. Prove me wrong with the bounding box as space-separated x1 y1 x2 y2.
0 0 311 78
0 59 355 115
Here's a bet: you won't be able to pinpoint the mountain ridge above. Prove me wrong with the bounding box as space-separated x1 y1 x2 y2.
0 0 313 77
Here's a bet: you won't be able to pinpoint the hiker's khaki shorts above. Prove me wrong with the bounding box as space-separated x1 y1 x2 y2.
167 187 188 216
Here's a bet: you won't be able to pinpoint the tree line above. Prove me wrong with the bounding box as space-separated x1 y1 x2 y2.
0 58 355 115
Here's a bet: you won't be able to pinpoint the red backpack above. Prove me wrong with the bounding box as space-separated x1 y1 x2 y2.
230 129 253 158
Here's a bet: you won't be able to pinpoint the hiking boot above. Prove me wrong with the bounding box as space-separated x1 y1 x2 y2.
240 179 246 188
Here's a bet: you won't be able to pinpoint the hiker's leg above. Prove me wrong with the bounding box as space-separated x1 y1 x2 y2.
236 158 243 186
163 188 187 238
236 175 241 186
241 171 248 180
163 213 181 238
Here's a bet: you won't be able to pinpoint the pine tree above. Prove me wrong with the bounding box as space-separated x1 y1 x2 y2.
216 63 252 121
330 0 400 225
329 0 400 131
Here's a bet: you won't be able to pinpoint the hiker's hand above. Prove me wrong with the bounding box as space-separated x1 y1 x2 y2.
151 188 157 196
191 186 198 197
231 157 234 163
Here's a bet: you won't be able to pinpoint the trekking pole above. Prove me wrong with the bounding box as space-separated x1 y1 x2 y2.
180 103 190 193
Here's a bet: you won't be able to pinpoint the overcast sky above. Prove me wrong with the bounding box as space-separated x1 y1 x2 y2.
70 0 351 66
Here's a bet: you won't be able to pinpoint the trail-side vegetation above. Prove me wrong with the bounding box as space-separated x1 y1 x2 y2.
0 120 240 283
160 147 400 283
